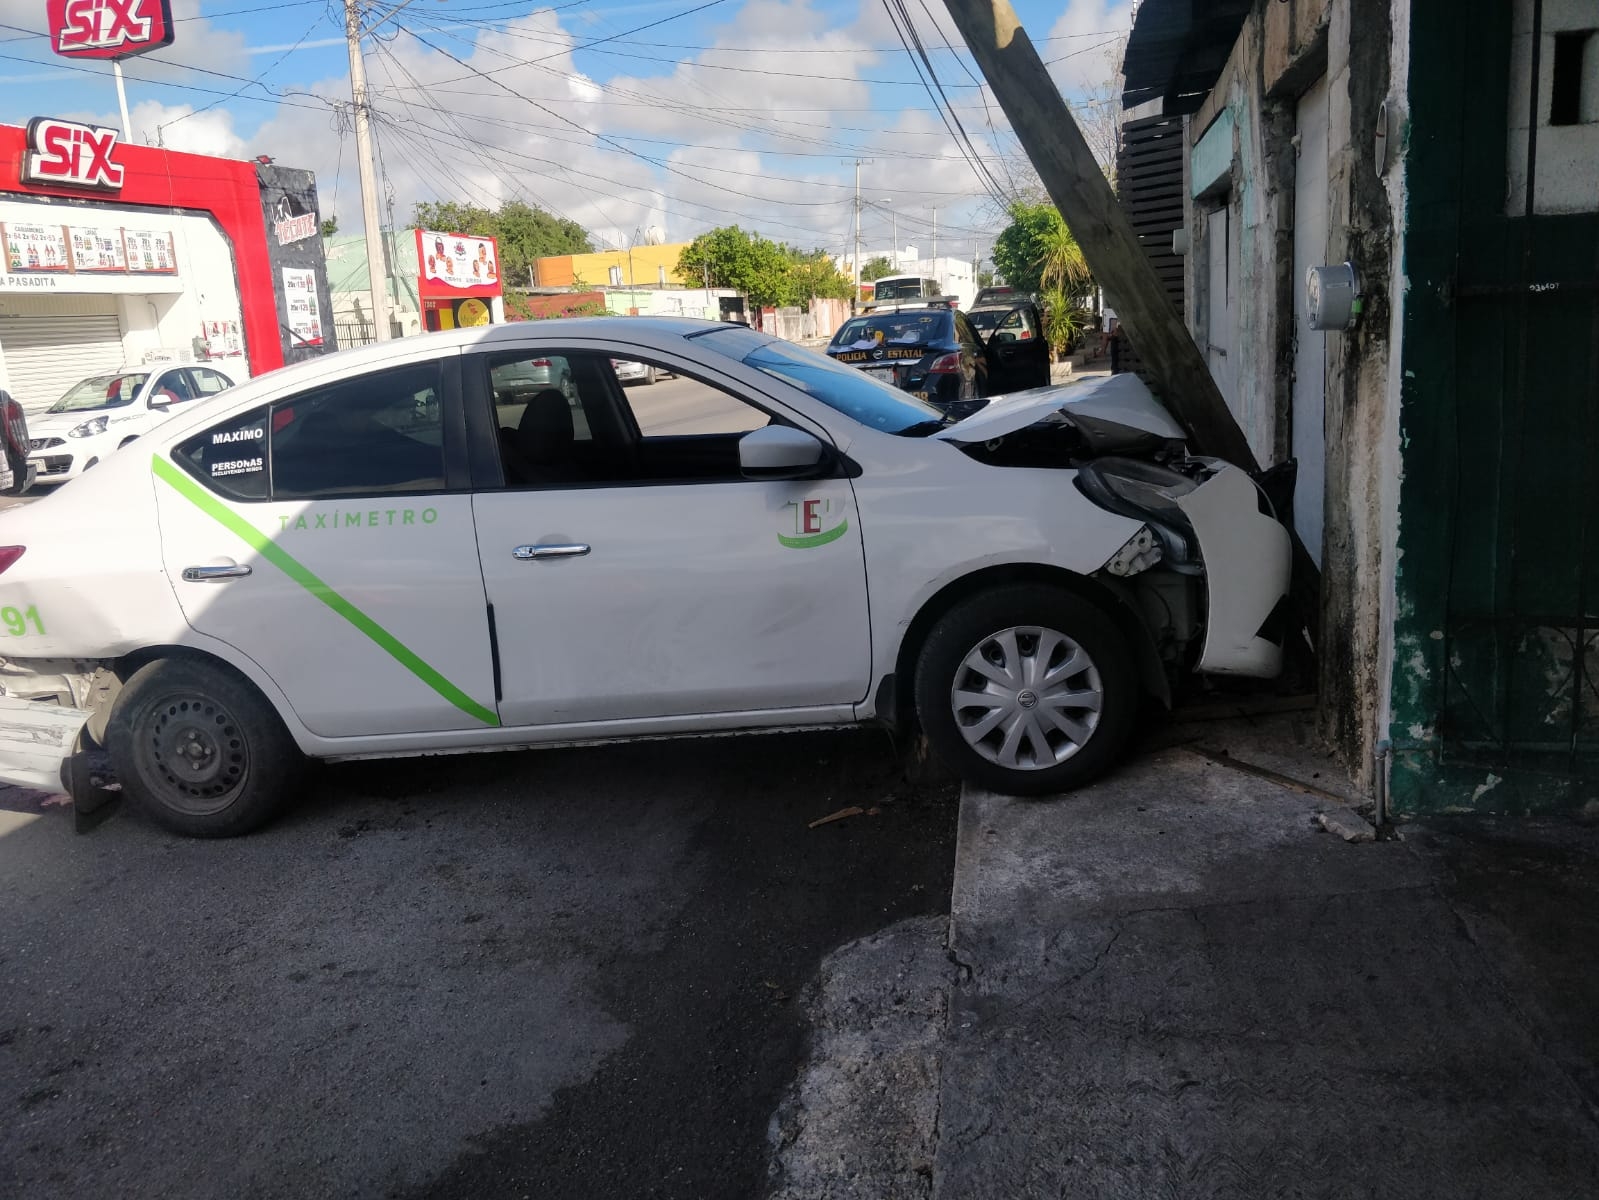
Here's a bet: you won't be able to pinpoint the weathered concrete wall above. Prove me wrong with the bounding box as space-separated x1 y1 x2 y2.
1178 0 1403 794
1184 15 1295 469
1318 0 1396 793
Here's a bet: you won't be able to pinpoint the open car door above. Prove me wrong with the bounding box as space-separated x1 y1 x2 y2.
980 303 1051 393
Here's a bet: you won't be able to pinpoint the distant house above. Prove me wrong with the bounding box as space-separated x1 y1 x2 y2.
533 243 692 289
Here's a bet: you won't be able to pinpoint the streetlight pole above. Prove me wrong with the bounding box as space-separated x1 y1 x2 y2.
853 159 863 312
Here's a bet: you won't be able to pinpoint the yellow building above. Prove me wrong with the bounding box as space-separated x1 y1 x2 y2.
534 243 690 289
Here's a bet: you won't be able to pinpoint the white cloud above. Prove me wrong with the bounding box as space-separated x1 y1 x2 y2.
1044 0 1132 94
130 101 248 157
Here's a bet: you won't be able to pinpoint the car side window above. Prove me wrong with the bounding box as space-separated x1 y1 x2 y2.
154 370 196 404
623 368 769 439
272 362 445 499
955 313 982 349
188 368 232 395
175 405 270 501
174 362 447 502
481 351 774 488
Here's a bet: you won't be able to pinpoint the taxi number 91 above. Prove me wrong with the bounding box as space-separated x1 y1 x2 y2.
2 605 44 637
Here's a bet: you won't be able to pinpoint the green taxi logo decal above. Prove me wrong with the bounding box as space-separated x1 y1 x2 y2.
779 499 848 549
152 456 499 728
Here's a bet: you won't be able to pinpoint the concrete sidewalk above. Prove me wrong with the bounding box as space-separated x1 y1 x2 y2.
935 726 1599 1198
769 714 1599 1198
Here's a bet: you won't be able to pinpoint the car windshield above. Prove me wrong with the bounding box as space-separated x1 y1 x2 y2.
872 278 926 301
48 373 148 414
696 327 945 435
829 312 951 351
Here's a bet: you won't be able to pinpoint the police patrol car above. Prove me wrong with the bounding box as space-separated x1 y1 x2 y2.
0 318 1290 837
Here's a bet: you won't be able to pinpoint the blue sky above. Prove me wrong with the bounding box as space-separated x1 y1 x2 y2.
0 0 1131 256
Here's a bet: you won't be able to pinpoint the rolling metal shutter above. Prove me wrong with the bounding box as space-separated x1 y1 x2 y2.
1 312 126 414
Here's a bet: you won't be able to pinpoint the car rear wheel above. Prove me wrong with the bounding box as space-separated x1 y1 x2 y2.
643 367 657 385
106 657 304 837
914 586 1138 796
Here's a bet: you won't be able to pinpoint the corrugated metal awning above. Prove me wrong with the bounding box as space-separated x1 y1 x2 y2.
1120 0 1254 115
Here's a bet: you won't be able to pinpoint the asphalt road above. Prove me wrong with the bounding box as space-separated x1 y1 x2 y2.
0 731 958 1200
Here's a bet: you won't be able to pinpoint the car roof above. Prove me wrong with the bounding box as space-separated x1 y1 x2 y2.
234 316 740 394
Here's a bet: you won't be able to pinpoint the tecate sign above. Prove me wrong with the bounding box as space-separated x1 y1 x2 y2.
47 0 175 60
22 118 125 191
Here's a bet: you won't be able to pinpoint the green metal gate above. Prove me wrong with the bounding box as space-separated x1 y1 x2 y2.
1390 0 1599 812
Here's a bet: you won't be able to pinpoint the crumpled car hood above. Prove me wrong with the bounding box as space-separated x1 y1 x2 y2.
931 373 1186 444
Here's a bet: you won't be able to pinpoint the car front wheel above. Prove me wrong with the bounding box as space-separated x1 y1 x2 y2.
914 586 1138 796
106 656 304 837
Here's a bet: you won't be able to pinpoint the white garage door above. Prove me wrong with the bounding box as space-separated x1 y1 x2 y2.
1 312 126 415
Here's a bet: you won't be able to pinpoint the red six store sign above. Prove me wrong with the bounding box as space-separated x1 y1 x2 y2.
22 118 125 191
47 0 175 60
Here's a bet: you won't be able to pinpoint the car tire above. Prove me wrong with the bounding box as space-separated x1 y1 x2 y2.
643 367 656 385
105 656 304 838
559 373 577 402
913 585 1138 797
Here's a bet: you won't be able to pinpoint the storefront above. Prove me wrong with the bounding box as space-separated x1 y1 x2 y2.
0 119 334 414
417 228 504 332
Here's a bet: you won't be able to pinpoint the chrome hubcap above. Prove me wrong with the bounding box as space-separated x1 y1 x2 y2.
950 626 1104 771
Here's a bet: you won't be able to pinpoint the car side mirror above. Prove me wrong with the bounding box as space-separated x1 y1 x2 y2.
739 425 827 479
148 395 171 410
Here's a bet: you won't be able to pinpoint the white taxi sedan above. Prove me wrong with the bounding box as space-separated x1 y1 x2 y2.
0 318 1290 837
27 365 237 484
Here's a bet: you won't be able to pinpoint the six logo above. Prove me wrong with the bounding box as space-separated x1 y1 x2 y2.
46 0 175 60
22 118 125 191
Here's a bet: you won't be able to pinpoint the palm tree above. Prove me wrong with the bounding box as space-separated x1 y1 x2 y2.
1039 218 1091 295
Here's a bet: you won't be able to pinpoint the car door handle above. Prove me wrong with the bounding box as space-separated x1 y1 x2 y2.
182 564 253 581
513 543 591 560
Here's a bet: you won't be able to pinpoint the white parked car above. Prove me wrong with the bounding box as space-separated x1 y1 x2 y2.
25 365 236 485
611 358 658 386
0 318 1290 837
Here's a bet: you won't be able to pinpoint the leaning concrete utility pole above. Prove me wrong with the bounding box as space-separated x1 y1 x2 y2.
940 0 1255 470
345 0 391 342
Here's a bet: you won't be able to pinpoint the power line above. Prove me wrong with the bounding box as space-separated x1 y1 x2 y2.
397 24 848 208
157 12 329 138
879 0 1009 205
425 0 733 88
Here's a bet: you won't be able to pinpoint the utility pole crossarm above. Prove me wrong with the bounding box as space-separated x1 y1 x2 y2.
939 0 1256 472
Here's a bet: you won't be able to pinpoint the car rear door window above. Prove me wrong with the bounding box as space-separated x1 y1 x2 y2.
188 368 233 395
173 361 447 502
272 363 445 498
175 405 270 500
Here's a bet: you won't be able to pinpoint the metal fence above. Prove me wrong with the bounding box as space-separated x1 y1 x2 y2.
335 321 375 348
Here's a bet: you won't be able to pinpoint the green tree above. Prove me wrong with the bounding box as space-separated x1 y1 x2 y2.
992 202 1091 298
676 227 852 309
412 200 592 291
860 256 896 283
319 214 338 240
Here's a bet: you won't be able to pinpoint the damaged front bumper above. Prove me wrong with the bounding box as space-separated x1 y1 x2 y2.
0 695 90 794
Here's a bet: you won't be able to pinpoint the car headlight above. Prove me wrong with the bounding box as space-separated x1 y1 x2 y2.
68 416 110 438
1075 457 1202 568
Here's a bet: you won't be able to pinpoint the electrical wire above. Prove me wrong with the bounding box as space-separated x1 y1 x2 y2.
157 12 330 137
878 0 1009 205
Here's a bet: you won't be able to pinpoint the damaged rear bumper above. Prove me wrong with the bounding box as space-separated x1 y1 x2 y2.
0 695 91 794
